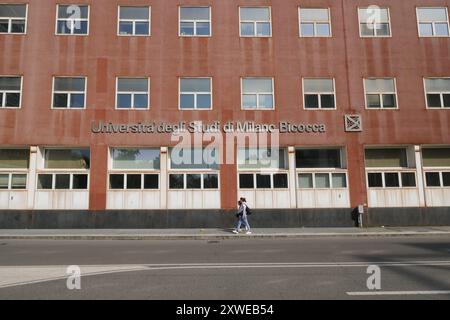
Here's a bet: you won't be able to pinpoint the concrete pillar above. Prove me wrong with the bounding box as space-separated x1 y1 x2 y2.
160 147 168 209
414 145 426 207
89 144 107 211
347 142 367 208
288 146 297 208
27 146 38 209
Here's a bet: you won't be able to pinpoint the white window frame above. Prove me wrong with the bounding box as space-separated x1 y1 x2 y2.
178 77 213 110
115 77 150 110
302 78 337 110
241 77 275 110
117 6 151 37
239 6 272 38
108 173 160 190
416 7 450 38
37 172 89 190
364 78 398 110
358 7 391 38
168 172 220 190
298 7 332 37
238 172 289 190
297 171 348 189
178 6 211 37
0 3 28 34
0 172 27 190
0 75 23 109
424 170 450 188
55 4 90 36
366 171 418 189
424 77 450 109
51 76 87 109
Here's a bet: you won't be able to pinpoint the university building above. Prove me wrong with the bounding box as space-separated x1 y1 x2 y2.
0 0 449 228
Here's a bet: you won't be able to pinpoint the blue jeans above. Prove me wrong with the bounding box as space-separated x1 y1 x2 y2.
236 215 250 231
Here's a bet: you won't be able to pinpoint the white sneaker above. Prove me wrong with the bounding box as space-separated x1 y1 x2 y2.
232 230 239 234
246 231 252 235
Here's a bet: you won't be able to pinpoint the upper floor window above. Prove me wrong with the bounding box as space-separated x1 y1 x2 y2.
364 78 397 109
303 78 335 109
116 78 150 110
0 76 22 108
179 78 212 110
44 148 90 170
241 78 274 110
358 7 391 37
240 7 271 37
118 6 150 36
299 8 331 37
417 7 449 37
52 77 86 109
56 4 89 35
179 7 211 36
424 78 450 108
0 4 27 34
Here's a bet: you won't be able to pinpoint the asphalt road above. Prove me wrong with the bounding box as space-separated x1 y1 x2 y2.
0 236 449 300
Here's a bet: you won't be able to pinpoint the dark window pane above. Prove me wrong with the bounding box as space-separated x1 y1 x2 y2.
256 174 271 189
0 174 8 189
134 94 148 108
186 174 201 189
377 23 390 36
180 94 195 109
169 174 184 189
383 94 397 108
305 94 319 108
401 173 416 187
55 174 70 189
119 21 133 35
11 20 25 33
0 20 8 33
135 22 149 35
73 21 88 34
118 78 148 91
38 174 53 189
368 173 383 188
57 20 70 34
11 174 26 189
54 77 85 91
367 94 381 108
426 172 441 187
427 94 442 108
117 94 132 108
144 174 159 189
109 174 125 189
0 92 2 106
203 174 218 189
239 174 254 189
126 174 141 189
197 94 211 109
320 94 335 108
296 149 342 168
180 22 194 35
53 94 68 108
196 22 210 35
5 93 20 107
73 174 88 189
443 172 450 187
119 7 149 20
273 174 288 189
70 94 85 108
443 94 450 108
385 173 400 187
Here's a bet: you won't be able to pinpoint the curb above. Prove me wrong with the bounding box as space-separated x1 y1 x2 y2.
1 231 450 240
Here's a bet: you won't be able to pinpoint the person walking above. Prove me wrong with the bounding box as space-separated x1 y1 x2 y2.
233 199 251 234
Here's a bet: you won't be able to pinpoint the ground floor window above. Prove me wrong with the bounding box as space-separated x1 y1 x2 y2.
0 173 27 189
239 173 288 189
169 173 219 190
37 173 88 190
109 173 159 190
367 172 416 188
298 172 347 189
425 171 450 187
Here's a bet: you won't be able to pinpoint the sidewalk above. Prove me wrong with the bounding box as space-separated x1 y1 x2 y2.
1 226 450 240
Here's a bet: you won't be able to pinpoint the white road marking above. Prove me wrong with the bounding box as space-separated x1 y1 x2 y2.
0 260 449 289
347 290 450 296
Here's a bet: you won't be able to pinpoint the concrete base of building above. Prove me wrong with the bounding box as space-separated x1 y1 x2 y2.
0 207 448 229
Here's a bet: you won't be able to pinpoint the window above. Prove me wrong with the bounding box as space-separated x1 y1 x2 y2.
169 173 219 190
118 6 150 36
299 8 331 37
179 78 212 110
0 76 22 108
367 172 416 188
0 4 27 34
116 78 149 109
424 78 450 108
240 7 271 37
296 149 343 168
365 148 408 168
417 8 449 37
52 77 86 109
0 149 28 190
358 7 391 37
111 148 160 170
422 148 450 167
179 7 211 36
242 78 274 110
44 149 90 169
238 148 287 170
56 5 89 35
239 173 288 189
303 78 335 109
364 78 397 109
109 173 159 190
37 173 88 190
170 148 219 170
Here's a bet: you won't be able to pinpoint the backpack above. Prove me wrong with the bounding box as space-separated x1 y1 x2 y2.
245 205 252 215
